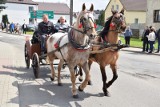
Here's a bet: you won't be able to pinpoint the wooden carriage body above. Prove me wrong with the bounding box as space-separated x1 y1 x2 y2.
25 40 41 59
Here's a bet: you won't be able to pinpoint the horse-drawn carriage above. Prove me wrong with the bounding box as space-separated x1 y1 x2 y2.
24 30 67 78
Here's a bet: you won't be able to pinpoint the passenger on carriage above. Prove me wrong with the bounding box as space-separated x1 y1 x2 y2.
55 16 69 32
38 14 58 55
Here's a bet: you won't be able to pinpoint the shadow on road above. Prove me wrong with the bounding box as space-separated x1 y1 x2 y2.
1 65 103 106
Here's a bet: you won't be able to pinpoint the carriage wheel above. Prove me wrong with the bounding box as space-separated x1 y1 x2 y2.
32 53 40 78
24 44 30 68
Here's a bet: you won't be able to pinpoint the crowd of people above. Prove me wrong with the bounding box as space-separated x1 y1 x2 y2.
142 26 160 53
0 22 28 34
122 25 160 54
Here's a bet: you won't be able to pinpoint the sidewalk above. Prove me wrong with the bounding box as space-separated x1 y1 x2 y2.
121 47 160 56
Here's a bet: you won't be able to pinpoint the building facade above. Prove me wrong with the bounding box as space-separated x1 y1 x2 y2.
146 0 160 30
105 0 147 37
37 2 70 24
0 0 70 25
0 0 38 25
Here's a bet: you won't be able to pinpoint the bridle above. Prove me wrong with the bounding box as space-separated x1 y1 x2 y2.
79 16 96 34
109 13 125 33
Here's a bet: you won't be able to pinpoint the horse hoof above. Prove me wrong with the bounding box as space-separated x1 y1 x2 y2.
88 81 92 85
78 86 83 92
50 77 54 81
73 94 79 98
58 83 62 86
104 91 110 97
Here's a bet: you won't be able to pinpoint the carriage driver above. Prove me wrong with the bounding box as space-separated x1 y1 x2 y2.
38 14 58 55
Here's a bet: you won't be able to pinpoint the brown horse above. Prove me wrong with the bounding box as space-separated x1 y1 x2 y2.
78 9 126 96
46 3 97 98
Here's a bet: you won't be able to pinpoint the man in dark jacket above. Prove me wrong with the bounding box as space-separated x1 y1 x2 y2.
38 14 58 54
142 26 150 52
156 28 160 53
22 23 27 34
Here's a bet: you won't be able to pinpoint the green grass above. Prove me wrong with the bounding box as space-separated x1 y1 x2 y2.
26 31 34 35
120 36 158 48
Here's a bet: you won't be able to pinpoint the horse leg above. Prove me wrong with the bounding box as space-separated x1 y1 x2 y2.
78 61 90 91
78 66 83 82
48 55 55 81
100 65 109 96
106 64 118 88
68 65 78 98
87 60 93 85
57 59 64 86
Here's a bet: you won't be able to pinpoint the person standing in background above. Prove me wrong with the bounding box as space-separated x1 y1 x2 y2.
10 22 15 34
155 28 160 53
22 23 27 34
124 26 132 46
148 27 156 53
142 26 150 52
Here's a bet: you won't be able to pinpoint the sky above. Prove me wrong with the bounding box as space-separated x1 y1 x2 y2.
33 0 109 12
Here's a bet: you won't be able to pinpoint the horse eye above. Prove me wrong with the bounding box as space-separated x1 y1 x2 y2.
83 18 87 21
115 17 118 19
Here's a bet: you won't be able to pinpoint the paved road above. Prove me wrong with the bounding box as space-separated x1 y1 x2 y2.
0 32 160 107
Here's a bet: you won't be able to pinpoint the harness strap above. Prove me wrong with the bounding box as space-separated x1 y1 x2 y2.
54 35 67 63
68 29 90 50
59 47 67 63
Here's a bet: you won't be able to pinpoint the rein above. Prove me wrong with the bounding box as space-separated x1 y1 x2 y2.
68 29 90 50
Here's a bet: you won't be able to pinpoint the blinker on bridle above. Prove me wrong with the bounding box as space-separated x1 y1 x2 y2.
109 14 125 33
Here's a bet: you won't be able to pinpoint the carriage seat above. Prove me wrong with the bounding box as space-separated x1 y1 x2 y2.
31 30 40 44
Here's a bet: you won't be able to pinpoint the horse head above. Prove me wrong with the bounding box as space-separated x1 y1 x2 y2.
110 8 126 33
74 3 97 39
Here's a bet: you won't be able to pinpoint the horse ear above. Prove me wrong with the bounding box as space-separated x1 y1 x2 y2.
120 8 124 15
111 9 117 15
82 3 86 11
89 4 94 12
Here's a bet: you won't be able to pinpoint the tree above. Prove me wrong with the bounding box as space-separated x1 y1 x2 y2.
96 10 105 26
0 0 6 9
0 0 6 4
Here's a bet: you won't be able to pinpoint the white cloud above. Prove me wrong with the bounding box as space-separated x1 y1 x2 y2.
32 0 109 12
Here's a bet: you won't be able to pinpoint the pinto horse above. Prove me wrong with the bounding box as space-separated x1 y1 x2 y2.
78 9 126 96
46 3 97 98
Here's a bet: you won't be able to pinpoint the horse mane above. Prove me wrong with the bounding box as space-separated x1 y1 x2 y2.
99 16 113 40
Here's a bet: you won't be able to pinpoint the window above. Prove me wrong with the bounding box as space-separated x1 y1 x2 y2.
135 18 138 24
154 10 160 22
112 5 114 10
29 6 34 12
116 5 119 11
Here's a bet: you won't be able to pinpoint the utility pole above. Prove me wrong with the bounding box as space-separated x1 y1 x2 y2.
70 0 73 25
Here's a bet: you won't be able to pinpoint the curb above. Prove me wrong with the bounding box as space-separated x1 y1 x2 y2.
121 47 160 56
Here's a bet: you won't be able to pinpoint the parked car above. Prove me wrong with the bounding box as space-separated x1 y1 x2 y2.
26 24 37 31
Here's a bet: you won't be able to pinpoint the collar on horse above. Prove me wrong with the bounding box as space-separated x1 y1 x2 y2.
68 29 90 51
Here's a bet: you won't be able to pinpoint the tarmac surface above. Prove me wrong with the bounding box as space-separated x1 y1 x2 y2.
0 31 160 107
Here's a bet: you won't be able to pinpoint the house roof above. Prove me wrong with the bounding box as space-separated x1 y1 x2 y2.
37 2 70 15
120 0 147 11
6 0 38 5
105 0 147 12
